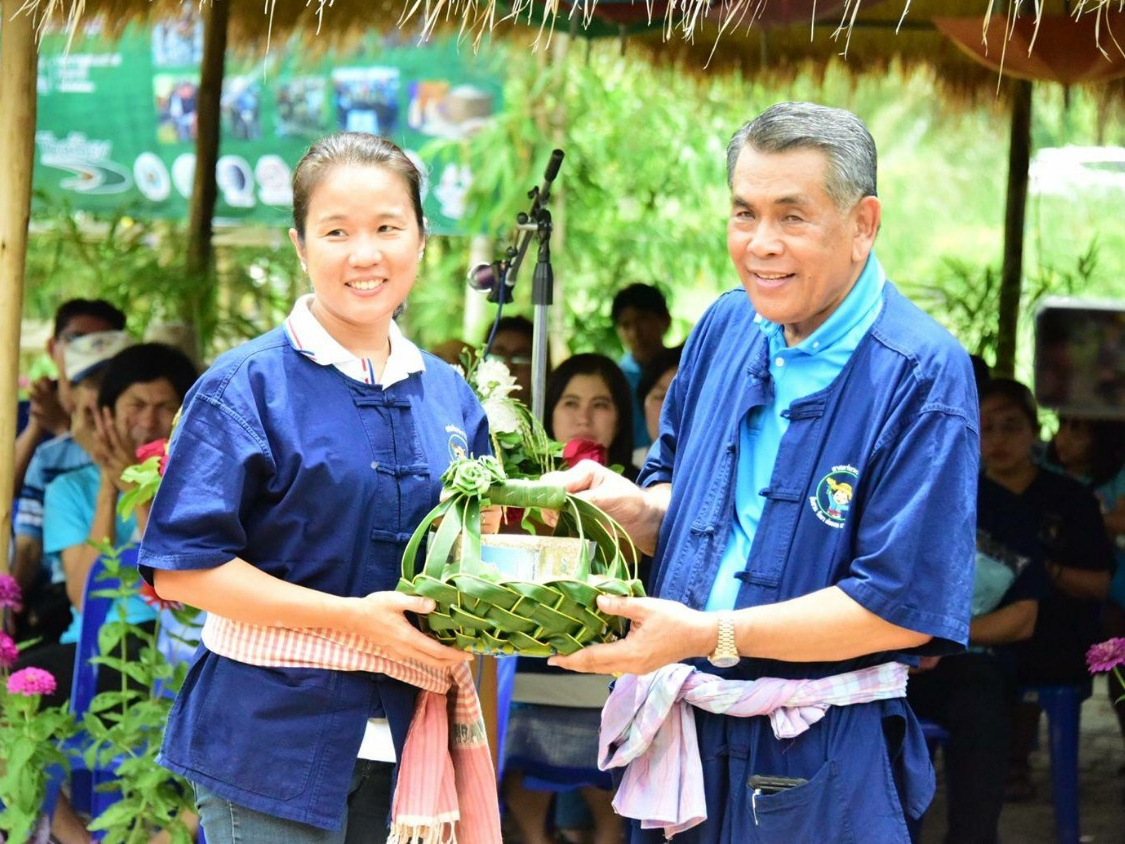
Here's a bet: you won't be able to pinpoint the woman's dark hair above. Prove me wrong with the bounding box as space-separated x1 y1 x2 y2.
291 132 425 242
636 344 683 405
1045 416 1125 488
97 343 199 411
978 378 1039 431
545 353 634 469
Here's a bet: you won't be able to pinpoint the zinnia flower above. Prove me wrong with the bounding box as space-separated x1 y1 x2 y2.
0 631 19 669
0 574 22 611
7 667 57 697
1086 637 1125 674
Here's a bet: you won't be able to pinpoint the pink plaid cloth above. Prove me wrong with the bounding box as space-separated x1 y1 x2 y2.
599 661 909 838
202 615 501 844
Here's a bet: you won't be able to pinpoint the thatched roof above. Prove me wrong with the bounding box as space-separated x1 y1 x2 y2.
18 0 1125 103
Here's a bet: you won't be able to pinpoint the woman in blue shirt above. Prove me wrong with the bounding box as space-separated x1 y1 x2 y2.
140 133 490 843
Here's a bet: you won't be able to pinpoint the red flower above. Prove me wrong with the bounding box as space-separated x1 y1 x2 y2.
563 438 608 468
139 581 182 612
135 438 169 476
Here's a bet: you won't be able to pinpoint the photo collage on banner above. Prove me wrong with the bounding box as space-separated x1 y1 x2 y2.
33 7 504 234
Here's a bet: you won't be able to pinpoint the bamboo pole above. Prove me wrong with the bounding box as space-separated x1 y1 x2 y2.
185 0 229 281
0 6 40 543
995 80 1033 378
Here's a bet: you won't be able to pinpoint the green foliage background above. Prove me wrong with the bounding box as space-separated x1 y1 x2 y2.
23 40 1125 385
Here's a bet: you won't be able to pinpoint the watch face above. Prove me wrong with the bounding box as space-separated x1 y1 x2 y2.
708 654 739 669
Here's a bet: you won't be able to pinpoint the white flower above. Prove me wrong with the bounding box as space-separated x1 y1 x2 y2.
474 358 519 400
482 396 521 434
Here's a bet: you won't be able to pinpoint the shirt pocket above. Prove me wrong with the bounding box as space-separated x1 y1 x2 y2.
740 760 857 843
187 659 341 800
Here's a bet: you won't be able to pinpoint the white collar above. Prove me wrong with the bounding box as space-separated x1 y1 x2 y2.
283 294 425 388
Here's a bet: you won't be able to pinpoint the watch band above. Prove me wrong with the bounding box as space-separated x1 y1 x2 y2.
708 611 740 668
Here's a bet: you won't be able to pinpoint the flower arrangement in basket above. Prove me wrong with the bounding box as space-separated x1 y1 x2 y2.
398 455 645 656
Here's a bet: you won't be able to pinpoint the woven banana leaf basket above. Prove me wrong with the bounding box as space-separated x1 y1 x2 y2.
398 456 645 656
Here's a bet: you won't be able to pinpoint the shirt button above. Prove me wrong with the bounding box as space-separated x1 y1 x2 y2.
812 341 821 349
370 461 380 470
775 357 785 367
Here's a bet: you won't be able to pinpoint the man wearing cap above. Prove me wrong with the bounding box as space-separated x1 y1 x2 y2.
13 299 127 498
10 328 133 642
550 103 976 842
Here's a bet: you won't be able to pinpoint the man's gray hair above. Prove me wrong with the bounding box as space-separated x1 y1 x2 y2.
725 102 878 208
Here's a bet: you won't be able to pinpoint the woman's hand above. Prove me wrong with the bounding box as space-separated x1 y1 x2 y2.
344 591 473 670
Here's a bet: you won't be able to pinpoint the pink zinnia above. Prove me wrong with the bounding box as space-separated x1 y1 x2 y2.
0 632 18 669
0 574 22 611
1086 638 1125 674
6 667 57 697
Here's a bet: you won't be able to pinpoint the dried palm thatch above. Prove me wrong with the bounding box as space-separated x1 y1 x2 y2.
12 0 1123 107
18 0 1125 55
619 0 1125 105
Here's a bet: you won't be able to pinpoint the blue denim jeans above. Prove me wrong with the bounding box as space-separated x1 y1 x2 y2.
195 759 394 844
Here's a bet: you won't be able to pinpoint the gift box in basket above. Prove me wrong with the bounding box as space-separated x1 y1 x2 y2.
398 455 645 656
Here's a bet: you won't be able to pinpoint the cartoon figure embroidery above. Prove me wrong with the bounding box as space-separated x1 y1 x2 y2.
447 426 469 461
810 465 859 528
824 477 853 520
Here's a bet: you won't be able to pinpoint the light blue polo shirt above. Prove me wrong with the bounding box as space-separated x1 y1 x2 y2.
706 254 887 610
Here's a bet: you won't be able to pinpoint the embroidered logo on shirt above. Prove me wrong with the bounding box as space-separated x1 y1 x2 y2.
810 465 858 528
446 425 469 461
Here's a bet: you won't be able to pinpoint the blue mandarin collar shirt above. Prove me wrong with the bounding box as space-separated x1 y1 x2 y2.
707 254 886 610
139 317 490 830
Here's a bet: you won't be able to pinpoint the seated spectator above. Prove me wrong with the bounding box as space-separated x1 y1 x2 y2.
484 314 538 403
1043 414 1125 766
611 283 671 452
632 344 683 469
14 341 197 704
908 473 1046 843
14 341 196 844
502 353 633 844
14 299 126 497
975 379 1113 801
11 330 134 644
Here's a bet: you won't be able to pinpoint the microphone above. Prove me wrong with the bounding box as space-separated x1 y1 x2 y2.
467 262 502 293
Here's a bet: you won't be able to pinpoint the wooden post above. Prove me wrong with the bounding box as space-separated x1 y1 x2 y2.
185 0 229 281
0 7 39 540
996 80 1033 378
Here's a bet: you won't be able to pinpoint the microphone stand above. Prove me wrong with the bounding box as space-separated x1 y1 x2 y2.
480 149 564 421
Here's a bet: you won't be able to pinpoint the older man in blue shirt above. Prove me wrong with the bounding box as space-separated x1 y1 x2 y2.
552 102 977 843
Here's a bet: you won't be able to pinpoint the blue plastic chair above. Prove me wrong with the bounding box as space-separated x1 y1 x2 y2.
907 717 951 842
1020 683 1092 844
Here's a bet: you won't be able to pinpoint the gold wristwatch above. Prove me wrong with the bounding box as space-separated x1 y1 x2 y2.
707 611 740 668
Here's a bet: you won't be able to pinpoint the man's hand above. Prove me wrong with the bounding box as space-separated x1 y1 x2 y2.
548 594 716 676
27 377 69 436
541 461 669 555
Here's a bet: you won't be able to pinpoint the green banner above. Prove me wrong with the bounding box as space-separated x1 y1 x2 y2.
33 14 504 234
